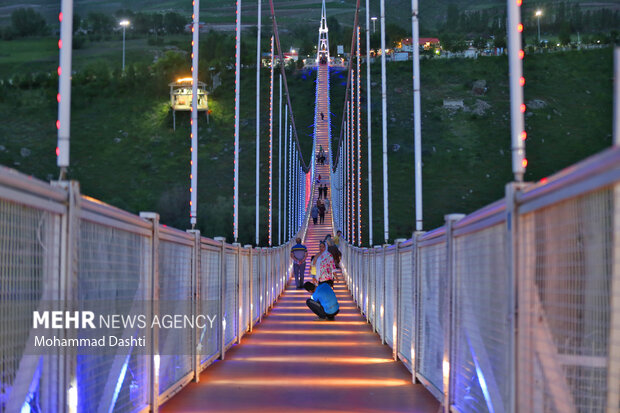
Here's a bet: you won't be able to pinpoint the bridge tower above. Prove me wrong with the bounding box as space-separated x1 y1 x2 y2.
317 0 329 64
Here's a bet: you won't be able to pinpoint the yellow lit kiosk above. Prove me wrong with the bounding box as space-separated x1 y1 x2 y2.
169 77 209 130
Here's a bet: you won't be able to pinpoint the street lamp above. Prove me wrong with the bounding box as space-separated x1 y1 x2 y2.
535 10 542 44
120 20 130 71
371 16 377 33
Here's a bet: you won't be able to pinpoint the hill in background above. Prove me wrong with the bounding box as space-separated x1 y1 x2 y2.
0 45 613 244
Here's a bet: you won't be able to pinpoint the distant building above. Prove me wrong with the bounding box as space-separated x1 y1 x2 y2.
398 37 441 52
463 46 479 59
262 49 299 67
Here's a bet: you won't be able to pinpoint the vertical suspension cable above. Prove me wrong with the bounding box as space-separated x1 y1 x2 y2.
346 100 351 240
255 0 262 245
269 36 274 246
294 146 298 232
365 0 373 246
508 0 527 181
289 125 292 239
57 0 74 179
350 61 356 245
278 74 282 245
190 0 200 228
380 0 389 243
284 104 288 240
233 0 242 242
357 25 362 246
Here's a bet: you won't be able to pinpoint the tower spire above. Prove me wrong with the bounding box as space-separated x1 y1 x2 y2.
317 0 329 64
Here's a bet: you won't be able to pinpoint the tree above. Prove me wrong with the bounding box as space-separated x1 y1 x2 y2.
493 35 506 49
558 23 571 45
446 4 459 31
11 8 48 37
87 12 114 34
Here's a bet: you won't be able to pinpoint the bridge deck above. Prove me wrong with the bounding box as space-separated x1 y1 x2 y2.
160 63 438 413
160 279 439 412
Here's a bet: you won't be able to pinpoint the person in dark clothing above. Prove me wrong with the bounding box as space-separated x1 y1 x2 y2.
323 185 328 200
318 200 326 224
304 281 339 320
311 204 319 225
320 112 324 121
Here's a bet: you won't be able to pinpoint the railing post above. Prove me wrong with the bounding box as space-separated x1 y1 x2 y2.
609 176 620 412
139 212 160 413
187 229 201 382
506 182 526 413
443 213 465 413
245 245 254 332
214 236 227 360
258 248 264 323
233 243 242 344
412 231 424 384
373 245 381 332
381 243 387 345
394 239 406 361
54 181 80 413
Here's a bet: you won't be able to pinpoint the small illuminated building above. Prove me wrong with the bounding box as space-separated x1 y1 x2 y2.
169 77 209 130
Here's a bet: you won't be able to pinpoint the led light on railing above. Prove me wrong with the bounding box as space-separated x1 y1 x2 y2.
223 318 227 330
154 354 160 375
380 305 384 317
68 380 78 412
443 359 450 381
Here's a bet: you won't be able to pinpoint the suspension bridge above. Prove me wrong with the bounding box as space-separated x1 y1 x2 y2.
2 0 620 412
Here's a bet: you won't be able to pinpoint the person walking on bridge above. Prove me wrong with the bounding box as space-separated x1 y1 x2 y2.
318 199 326 224
290 238 308 289
311 204 319 225
315 240 336 287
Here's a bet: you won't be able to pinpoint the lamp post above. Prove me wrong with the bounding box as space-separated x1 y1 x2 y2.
120 20 130 71
371 16 377 33
535 10 542 44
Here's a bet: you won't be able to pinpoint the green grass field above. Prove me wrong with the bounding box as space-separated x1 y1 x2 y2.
0 45 614 245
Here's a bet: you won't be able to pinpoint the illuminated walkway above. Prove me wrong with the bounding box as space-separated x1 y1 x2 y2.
160 62 438 413
160 279 439 412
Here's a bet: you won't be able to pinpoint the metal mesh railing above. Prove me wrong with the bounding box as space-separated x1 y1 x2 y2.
453 222 510 413
337 146 620 412
78 219 150 413
224 250 237 347
0 197 61 413
385 250 396 347
517 186 616 413
417 237 447 394
199 245 220 365
398 243 414 368
158 238 193 395
0 167 296 413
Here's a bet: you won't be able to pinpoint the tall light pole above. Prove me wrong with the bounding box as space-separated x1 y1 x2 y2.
120 20 129 71
535 10 542 44
371 16 377 33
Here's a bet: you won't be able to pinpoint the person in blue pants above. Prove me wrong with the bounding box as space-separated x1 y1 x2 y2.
303 281 339 320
